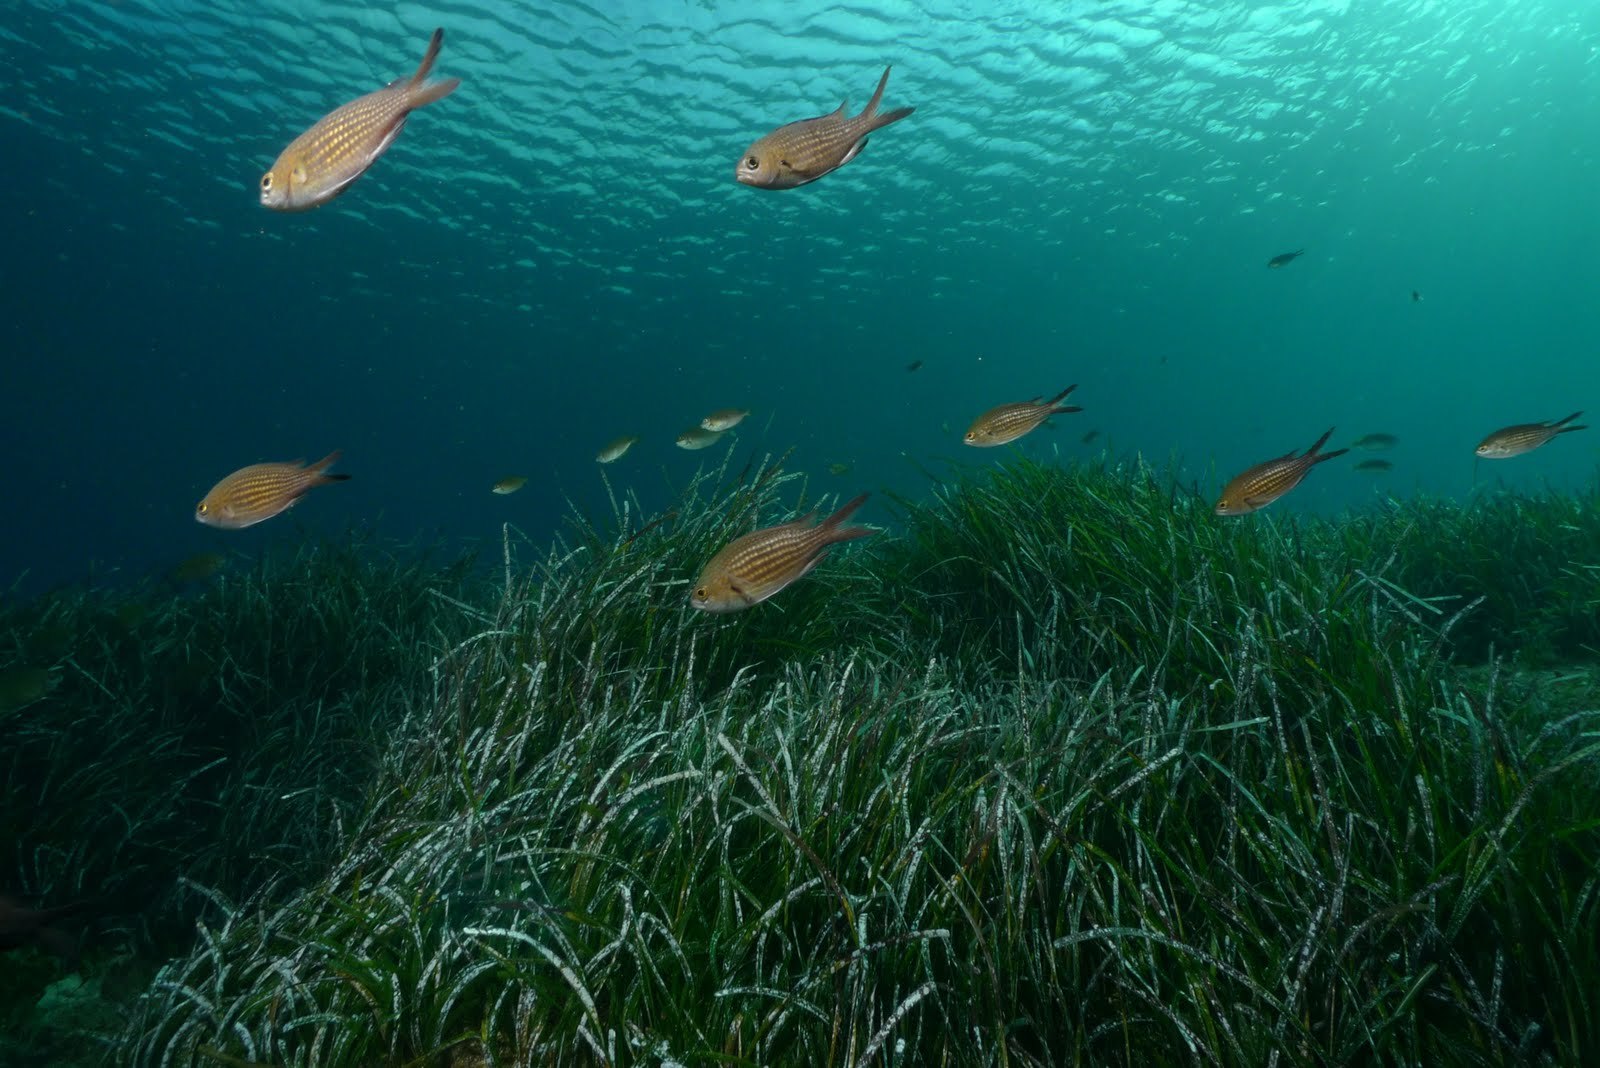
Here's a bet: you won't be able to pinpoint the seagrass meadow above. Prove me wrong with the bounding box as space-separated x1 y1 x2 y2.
2 452 1598 1067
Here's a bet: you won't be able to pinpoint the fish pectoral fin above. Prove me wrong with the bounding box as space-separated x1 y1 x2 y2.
371 114 411 160
838 136 869 167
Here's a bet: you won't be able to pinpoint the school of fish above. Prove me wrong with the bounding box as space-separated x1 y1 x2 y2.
197 28 1591 615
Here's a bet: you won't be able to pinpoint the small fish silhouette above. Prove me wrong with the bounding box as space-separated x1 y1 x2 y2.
964 386 1082 447
906 359 924 373
1411 290 1422 302
1267 249 1305 269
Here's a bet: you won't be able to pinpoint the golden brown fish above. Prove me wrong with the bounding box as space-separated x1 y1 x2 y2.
260 28 459 211
964 385 1082 447
1474 412 1585 458
736 67 914 189
492 476 528 495
596 435 639 463
196 452 350 529
691 493 873 612
1267 249 1304 268
700 408 750 432
1214 428 1346 516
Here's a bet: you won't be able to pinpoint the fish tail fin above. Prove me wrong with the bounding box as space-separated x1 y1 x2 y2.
1552 411 1585 430
1303 427 1336 457
1558 423 1588 435
1046 384 1080 411
307 450 353 485
820 492 874 543
863 65 915 129
408 28 460 107
1311 447 1350 465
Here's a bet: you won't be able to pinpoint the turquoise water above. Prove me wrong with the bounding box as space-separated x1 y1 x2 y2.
4 0 1599 590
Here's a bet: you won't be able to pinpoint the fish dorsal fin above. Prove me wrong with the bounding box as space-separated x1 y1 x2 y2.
411 28 445 88
863 65 891 119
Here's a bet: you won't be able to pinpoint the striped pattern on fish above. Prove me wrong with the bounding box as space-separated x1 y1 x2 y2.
964 385 1082 447
1474 412 1585 458
690 493 873 612
260 28 459 211
736 67 914 189
196 451 351 529
1214 428 1346 516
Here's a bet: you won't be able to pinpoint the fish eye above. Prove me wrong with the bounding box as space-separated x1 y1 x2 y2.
260 174 272 190
693 586 708 600
197 503 208 514
964 431 976 441
744 156 759 170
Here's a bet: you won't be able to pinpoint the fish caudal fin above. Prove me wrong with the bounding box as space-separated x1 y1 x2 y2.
1552 411 1585 431
863 66 915 129
1303 427 1336 457
408 28 460 107
307 451 353 485
819 492 874 544
1305 427 1349 465
1046 384 1080 409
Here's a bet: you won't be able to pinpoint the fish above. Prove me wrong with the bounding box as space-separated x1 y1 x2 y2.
964 385 1082 447
700 408 750 432
1081 429 1101 445
827 462 852 476
260 28 460 212
906 359 924 373
1267 249 1305 268
1475 412 1586 459
676 427 727 451
492 476 528 495
1214 428 1348 515
1411 290 1423 302
196 451 351 529
596 435 639 464
736 66 914 189
690 494 874 613
1354 458 1394 472
169 551 226 584
1350 433 1399 451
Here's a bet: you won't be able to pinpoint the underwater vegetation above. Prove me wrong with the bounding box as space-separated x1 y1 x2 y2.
1 454 1598 1066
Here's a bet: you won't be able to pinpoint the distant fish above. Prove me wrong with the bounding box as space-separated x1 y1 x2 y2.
169 551 227 584
1475 412 1586 459
196 452 350 529
690 494 873 612
906 359 924 373
260 28 460 211
1214 428 1347 516
1267 249 1305 269
1354 458 1393 472
676 427 727 451
736 66 914 189
964 385 1082 447
492 476 528 495
1411 290 1422 302
827 462 852 476
700 408 750 432
1350 433 1399 451
1081 429 1101 445
596 435 639 464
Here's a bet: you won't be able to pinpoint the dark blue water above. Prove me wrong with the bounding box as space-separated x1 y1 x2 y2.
5 0 1599 595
